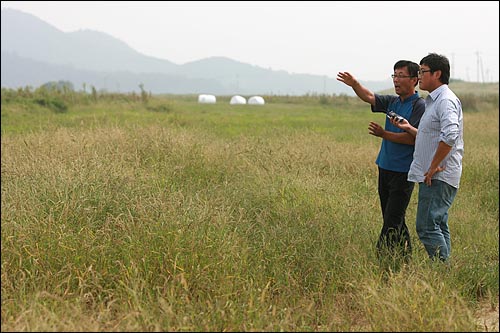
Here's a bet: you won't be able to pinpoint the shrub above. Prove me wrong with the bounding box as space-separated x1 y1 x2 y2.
34 97 68 113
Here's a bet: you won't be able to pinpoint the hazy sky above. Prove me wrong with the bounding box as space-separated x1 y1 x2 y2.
2 1 499 82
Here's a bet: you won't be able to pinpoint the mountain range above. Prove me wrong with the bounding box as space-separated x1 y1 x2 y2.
1 8 392 95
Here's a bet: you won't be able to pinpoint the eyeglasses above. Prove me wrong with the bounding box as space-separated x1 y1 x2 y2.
418 69 432 76
391 74 413 79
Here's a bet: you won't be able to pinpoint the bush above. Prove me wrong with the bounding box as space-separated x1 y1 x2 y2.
34 97 68 113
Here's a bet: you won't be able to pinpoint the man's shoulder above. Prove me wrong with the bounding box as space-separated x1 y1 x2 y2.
432 84 454 98
376 93 398 99
443 85 460 100
413 96 425 107
375 94 399 104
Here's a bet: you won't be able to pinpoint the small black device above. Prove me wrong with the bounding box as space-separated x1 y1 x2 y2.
386 111 405 123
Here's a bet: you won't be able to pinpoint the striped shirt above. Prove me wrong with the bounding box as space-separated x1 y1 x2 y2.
408 84 464 188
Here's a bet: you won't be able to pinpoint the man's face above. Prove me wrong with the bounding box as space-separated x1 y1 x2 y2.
417 65 433 92
392 67 417 97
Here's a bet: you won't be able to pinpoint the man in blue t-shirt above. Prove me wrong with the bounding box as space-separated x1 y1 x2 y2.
337 60 425 259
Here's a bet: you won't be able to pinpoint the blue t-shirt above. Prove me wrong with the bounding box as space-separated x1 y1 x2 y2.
371 93 425 173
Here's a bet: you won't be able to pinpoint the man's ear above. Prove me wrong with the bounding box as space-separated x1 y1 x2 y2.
434 70 442 80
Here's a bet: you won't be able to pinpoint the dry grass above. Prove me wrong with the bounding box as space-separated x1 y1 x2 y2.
1 92 498 331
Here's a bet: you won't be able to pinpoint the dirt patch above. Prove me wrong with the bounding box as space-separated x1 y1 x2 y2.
476 301 499 332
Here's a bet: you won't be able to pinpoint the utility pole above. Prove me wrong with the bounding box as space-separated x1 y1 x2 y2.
451 53 455 79
475 51 485 83
476 51 479 82
479 56 485 83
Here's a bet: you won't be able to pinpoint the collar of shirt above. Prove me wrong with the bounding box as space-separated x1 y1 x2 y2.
428 84 448 102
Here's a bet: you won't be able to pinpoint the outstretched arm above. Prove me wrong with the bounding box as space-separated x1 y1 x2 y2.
337 71 375 105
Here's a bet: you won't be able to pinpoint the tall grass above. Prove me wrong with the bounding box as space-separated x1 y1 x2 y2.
1 89 498 331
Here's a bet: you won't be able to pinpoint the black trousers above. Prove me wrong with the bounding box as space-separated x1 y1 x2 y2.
376 167 414 257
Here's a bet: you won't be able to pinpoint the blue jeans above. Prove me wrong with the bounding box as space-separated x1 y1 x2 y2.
416 180 458 261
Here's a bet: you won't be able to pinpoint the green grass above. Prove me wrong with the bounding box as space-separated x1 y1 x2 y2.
1 89 498 331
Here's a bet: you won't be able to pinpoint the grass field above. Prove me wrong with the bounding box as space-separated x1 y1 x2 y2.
1 86 498 331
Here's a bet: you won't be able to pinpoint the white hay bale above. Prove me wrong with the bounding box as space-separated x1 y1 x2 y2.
230 95 247 105
198 94 216 104
248 96 265 105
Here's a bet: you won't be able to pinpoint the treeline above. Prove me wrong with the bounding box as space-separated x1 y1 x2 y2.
457 92 499 112
0 81 152 113
2 82 498 113
0 85 366 112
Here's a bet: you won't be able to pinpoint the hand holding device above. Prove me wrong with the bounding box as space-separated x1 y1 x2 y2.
386 111 405 123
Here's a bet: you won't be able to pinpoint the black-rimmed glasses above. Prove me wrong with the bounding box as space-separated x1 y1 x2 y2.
418 69 432 76
391 74 413 79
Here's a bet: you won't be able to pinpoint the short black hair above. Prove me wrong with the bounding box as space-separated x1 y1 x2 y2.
394 60 420 86
420 53 450 84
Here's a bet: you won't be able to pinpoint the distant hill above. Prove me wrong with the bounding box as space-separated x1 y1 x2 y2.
1 8 177 74
0 51 227 94
1 8 393 95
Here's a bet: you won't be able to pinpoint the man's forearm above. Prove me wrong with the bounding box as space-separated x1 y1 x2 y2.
351 81 375 105
382 131 416 145
430 141 453 170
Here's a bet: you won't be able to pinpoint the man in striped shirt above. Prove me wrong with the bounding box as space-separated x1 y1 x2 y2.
391 53 464 262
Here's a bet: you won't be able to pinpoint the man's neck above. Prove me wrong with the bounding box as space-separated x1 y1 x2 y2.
399 90 416 102
427 83 445 94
